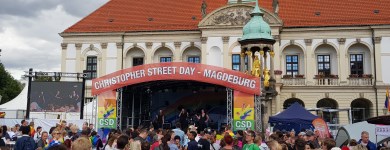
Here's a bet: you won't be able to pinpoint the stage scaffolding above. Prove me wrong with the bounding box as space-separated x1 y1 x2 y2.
226 88 233 129
117 88 123 130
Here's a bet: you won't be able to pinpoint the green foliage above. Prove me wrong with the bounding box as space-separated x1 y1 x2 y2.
0 63 23 104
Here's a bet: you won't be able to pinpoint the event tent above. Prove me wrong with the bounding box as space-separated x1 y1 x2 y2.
269 102 319 132
335 121 390 147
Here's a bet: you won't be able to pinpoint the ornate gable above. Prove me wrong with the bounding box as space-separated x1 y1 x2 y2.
198 4 282 28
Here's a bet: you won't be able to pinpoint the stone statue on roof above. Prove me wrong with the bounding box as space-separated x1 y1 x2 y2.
201 0 207 18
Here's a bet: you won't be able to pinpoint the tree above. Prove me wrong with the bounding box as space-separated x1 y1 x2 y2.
0 63 22 104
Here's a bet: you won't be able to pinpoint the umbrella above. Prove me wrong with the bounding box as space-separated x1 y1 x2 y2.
367 115 390 125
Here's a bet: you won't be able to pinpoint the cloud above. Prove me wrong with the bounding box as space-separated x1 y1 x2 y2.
0 0 108 79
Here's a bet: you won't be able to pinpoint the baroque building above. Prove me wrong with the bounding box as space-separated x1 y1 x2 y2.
60 0 390 127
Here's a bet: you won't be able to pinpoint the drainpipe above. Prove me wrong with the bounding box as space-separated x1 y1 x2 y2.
371 28 379 117
121 34 125 70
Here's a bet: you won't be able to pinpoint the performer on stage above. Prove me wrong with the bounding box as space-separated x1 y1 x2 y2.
196 109 209 132
179 108 188 131
156 109 164 129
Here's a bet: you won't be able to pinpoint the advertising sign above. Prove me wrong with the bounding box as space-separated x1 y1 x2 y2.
97 90 117 129
233 91 255 131
312 118 331 138
92 62 261 96
375 125 390 136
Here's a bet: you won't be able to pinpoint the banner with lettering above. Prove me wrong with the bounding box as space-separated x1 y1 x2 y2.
233 91 255 131
375 125 390 136
92 62 261 96
312 118 331 138
97 90 117 129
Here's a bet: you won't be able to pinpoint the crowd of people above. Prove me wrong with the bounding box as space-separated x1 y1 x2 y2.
0 119 388 150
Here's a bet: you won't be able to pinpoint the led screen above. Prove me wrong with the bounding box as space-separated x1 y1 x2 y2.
30 82 83 112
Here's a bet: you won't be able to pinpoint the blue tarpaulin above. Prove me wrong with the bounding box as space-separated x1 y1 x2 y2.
269 102 319 132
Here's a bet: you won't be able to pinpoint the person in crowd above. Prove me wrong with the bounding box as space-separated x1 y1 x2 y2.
305 141 315 150
197 130 210 150
220 134 233 150
90 130 103 149
156 109 165 129
134 129 148 143
243 130 260 150
196 109 209 132
117 135 130 150
174 135 183 150
321 138 336 150
36 131 49 150
347 139 358 150
128 140 142 150
82 122 89 130
48 129 62 148
150 134 163 150
358 131 376 150
69 124 79 141
13 124 21 140
47 144 67 150
0 128 6 147
14 126 36 150
266 140 281 150
71 137 92 150
295 138 306 150
8 127 15 141
166 130 179 150
210 133 220 150
29 122 35 137
306 130 320 149
186 131 198 150
34 126 42 142
142 141 151 150
179 108 189 131
21 120 28 127
173 122 185 147
255 132 268 150
89 124 94 131
103 134 118 150
1 125 10 140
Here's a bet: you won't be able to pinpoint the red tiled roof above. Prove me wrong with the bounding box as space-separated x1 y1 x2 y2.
63 0 390 33
279 0 390 27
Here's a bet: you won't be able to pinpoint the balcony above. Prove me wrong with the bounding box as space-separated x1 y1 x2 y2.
281 75 306 86
314 75 339 86
348 74 373 86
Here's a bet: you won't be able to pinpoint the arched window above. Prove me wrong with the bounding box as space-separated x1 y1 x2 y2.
317 98 338 124
283 98 305 109
351 99 372 123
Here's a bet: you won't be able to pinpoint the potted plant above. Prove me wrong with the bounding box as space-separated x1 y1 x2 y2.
329 74 339 79
362 74 372 78
295 74 305 78
349 74 359 78
314 74 324 79
274 70 283 75
282 75 292 79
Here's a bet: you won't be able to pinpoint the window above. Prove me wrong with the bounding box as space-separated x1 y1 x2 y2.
85 97 93 104
317 55 330 76
133 57 144 66
350 54 363 76
160 57 172 62
85 56 97 79
187 56 200 63
232 54 248 71
286 55 299 76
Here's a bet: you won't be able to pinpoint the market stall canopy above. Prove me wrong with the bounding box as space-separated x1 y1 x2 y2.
367 115 390 125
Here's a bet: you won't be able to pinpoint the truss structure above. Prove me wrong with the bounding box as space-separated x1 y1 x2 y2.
92 96 97 126
226 88 233 128
255 95 263 132
116 88 123 130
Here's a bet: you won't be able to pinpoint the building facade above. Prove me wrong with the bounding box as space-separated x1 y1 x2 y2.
60 0 390 126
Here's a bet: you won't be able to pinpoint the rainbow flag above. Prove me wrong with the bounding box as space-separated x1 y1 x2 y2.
385 87 390 112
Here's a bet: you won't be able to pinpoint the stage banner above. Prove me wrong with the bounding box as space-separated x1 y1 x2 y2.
97 90 117 129
233 91 255 131
375 125 390 136
312 118 330 138
92 62 261 96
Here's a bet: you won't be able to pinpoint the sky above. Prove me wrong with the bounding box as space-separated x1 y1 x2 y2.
0 0 109 80
0 0 389 83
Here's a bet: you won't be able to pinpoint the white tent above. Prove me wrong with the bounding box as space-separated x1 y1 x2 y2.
335 121 390 147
